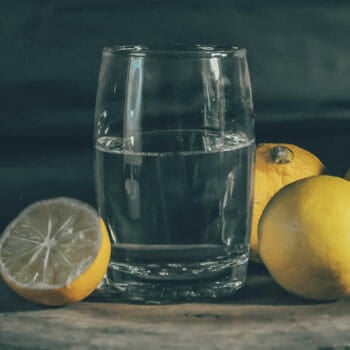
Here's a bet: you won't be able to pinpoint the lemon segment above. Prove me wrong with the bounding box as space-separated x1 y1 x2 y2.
258 175 350 301
0 198 111 306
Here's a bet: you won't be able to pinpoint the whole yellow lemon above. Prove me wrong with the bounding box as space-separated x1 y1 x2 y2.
250 143 324 263
259 175 350 301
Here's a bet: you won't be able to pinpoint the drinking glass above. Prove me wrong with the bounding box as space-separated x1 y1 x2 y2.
94 45 255 303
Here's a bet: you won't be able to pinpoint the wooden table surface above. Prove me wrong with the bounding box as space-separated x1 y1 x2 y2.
1 264 350 350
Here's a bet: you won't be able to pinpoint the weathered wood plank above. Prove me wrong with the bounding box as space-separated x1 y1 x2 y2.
1 266 350 349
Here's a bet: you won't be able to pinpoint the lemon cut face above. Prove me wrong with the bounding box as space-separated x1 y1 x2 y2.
0 197 110 305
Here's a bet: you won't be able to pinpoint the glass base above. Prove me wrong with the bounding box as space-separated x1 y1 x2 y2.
92 254 248 304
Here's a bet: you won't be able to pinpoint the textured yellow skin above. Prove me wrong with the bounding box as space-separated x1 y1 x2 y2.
259 175 350 301
250 143 325 263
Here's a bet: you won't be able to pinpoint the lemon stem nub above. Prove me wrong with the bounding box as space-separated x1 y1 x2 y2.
270 146 294 164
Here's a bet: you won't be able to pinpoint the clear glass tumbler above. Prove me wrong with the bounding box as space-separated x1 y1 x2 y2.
94 45 255 303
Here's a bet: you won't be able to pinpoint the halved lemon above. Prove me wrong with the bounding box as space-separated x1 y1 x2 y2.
0 197 111 306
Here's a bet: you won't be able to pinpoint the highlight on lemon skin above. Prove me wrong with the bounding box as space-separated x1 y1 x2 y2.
0 197 111 306
258 175 350 301
250 143 325 263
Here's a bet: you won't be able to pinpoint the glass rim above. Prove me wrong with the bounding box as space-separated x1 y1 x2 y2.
102 44 246 58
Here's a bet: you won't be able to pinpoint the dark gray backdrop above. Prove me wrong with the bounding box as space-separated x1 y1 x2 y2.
1 0 350 231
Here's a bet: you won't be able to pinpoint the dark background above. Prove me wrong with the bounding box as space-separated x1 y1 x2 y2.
1 0 350 231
